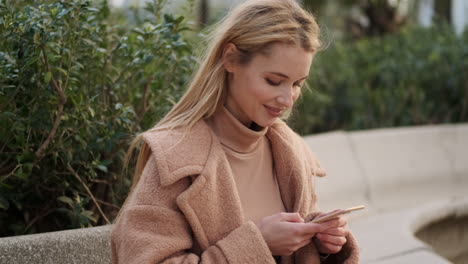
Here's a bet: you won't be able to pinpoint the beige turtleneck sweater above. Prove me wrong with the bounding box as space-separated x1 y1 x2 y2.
206 107 286 224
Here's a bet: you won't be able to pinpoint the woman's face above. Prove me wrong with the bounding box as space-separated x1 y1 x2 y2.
223 42 313 128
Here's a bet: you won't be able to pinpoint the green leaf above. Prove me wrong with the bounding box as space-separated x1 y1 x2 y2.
33 32 41 45
82 38 96 46
88 106 95 117
44 72 52 83
96 165 108 173
57 67 68 77
82 210 98 223
57 8 73 18
85 7 100 12
57 196 74 207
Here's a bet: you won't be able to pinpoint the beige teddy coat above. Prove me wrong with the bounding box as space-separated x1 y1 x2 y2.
111 119 360 264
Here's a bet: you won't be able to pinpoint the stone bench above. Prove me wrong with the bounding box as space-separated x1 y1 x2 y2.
1 123 467 263
0 224 111 264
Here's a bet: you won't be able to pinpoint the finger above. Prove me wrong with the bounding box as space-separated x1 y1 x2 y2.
321 216 347 229
319 227 348 237
301 220 337 236
295 238 312 251
319 218 342 230
316 233 347 246
334 215 348 227
318 241 343 254
279 212 304 223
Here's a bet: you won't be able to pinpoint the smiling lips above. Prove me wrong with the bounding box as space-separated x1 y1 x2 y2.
264 105 284 117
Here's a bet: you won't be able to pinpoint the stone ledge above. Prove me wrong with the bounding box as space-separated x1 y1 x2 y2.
371 250 452 264
0 225 111 264
350 196 468 263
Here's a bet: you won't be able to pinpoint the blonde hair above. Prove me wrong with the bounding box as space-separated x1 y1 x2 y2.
125 0 321 196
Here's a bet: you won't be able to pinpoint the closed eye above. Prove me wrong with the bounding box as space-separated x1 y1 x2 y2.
266 78 281 86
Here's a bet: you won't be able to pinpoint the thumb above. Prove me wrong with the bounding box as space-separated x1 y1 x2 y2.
281 212 304 223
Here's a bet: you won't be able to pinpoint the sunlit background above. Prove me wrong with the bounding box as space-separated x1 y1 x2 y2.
108 0 468 34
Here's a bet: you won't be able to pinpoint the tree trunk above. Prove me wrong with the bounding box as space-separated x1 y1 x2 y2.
199 0 209 28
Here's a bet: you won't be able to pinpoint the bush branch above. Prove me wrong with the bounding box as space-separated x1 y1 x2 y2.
35 46 67 161
25 207 55 232
67 163 111 225
132 77 153 131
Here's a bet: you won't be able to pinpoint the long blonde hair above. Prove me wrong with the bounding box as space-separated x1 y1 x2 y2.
126 0 321 194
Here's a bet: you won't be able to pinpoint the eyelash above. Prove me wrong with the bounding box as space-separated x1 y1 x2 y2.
266 78 281 86
266 78 302 88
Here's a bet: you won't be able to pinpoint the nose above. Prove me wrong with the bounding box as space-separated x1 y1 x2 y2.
276 86 296 108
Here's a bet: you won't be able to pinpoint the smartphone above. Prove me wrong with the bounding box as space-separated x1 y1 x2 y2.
310 205 365 223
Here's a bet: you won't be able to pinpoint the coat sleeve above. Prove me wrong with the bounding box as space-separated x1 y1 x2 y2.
301 145 361 264
111 153 275 264
302 212 360 264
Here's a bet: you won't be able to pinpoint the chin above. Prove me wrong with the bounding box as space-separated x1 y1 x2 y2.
255 117 278 128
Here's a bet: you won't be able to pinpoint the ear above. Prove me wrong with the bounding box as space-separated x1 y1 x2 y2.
222 43 239 73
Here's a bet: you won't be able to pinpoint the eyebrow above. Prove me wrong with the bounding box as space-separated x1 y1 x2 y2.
268 72 308 81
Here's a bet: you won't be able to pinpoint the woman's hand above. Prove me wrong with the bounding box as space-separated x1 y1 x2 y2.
255 212 339 256
313 214 349 254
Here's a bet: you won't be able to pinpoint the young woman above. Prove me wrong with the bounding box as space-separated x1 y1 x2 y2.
111 0 360 263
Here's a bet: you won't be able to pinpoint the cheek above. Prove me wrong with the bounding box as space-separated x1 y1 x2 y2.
239 73 277 106
293 90 301 102
231 74 252 100
245 77 270 101
255 85 275 103
239 72 258 93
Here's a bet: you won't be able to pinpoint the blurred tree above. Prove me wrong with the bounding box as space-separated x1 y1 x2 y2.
302 0 463 39
357 0 407 35
434 0 451 23
199 0 209 28
302 0 327 15
340 0 409 38
301 0 409 39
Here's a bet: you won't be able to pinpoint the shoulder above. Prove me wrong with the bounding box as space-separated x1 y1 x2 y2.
268 119 304 146
141 120 215 186
268 120 326 177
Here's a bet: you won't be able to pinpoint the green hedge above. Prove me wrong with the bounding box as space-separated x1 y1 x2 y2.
0 0 195 236
291 25 468 134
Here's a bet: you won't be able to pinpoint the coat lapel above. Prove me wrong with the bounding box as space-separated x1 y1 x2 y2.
267 123 309 216
175 123 245 249
267 123 322 264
